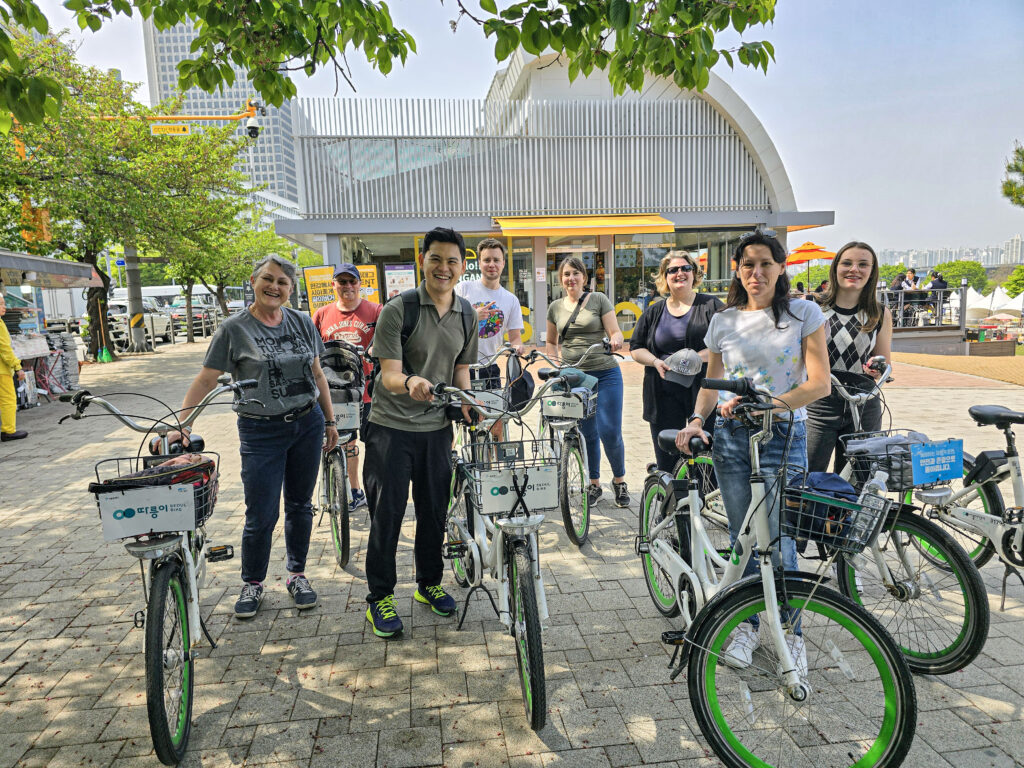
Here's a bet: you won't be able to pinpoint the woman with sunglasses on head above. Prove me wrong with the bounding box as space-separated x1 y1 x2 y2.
675 230 830 670
630 251 723 471
805 242 892 473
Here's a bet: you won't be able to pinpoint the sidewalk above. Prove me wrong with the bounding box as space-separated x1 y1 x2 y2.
0 342 1021 768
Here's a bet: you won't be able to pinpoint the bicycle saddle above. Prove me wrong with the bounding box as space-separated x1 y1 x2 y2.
537 367 558 381
968 405 1024 428
657 429 709 457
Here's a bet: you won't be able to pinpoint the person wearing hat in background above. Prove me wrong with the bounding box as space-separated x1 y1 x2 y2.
0 295 28 441
312 263 383 510
629 251 723 471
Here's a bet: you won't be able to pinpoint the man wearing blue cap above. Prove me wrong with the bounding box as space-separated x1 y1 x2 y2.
312 263 382 510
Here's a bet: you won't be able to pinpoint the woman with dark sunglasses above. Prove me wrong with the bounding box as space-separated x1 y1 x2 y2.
630 251 723 471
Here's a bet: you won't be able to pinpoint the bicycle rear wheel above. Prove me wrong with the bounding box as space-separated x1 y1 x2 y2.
559 434 589 546
508 540 546 731
146 560 194 766
674 452 731 558
835 510 989 675
326 451 350 568
640 473 679 617
910 458 1004 568
687 578 916 768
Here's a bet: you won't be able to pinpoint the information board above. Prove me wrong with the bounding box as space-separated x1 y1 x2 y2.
910 440 964 486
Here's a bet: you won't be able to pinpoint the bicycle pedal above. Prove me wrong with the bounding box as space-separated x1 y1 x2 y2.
634 535 650 555
443 542 467 560
661 629 687 646
206 544 234 562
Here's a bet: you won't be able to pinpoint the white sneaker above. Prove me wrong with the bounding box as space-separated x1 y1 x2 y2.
777 633 808 680
723 622 760 669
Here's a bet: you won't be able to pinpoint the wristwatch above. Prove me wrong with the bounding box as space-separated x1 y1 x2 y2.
687 413 705 426
324 419 336 427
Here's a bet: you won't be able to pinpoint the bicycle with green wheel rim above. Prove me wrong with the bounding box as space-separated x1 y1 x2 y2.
68 377 257 764
640 376 917 767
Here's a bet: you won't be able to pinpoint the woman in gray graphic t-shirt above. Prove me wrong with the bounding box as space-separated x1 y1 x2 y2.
176 255 338 620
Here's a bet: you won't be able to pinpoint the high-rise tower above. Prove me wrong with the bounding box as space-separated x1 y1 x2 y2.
142 19 299 203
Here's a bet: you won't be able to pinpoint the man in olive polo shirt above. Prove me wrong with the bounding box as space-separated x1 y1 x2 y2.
363 227 478 638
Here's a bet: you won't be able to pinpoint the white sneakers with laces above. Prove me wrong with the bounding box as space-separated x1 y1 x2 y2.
723 622 760 668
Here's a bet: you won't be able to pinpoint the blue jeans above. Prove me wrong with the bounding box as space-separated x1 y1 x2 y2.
237 405 324 583
713 417 806 629
578 366 626 480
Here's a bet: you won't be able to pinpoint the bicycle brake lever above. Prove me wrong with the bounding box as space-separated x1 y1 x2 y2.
238 398 266 409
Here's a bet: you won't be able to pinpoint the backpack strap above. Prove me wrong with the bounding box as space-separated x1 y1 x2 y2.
396 289 475 374
455 295 476 359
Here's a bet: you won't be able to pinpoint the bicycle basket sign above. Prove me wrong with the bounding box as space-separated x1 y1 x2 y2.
479 466 558 515
97 484 197 541
910 439 964 486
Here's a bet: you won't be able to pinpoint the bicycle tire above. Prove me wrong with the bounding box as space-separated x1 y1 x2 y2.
558 435 590 546
640 473 679 617
908 456 1004 569
687 578 917 768
326 451 350 568
447 480 473 588
674 452 731 557
508 540 546 731
146 561 194 766
835 510 989 675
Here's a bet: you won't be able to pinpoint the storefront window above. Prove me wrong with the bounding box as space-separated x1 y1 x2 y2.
509 238 537 345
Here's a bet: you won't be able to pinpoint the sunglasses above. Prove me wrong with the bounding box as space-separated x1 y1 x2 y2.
666 264 695 275
335 278 359 286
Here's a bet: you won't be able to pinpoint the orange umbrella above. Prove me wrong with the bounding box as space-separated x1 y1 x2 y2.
787 242 835 289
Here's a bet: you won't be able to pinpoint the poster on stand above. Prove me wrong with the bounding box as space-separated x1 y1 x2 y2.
356 265 381 304
303 265 336 317
384 264 417 299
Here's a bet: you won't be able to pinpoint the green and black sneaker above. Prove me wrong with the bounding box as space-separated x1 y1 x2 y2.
366 594 403 637
414 584 457 616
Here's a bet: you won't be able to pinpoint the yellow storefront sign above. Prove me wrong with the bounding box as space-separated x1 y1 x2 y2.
303 265 336 317
357 265 381 304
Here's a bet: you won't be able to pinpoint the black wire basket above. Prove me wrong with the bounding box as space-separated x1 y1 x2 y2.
841 429 939 492
89 453 220 527
781 485 890 555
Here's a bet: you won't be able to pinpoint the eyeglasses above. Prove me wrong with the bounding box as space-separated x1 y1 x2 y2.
665 265 695 275
739 228 777 242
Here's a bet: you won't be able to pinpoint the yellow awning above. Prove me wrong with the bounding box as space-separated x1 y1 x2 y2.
494 214 674 238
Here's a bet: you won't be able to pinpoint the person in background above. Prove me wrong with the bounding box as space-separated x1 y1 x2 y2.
178 255 338 618
546 256 629 508
362 227 478 638
675 230 830 674
455 237 524 389
888 274 904 292
630 251 723 471
313 264 382 510
922 270 949 321
900 268 918 290
0 295 28 441
813 279 830 296
806 242 892 473
794 281 806 297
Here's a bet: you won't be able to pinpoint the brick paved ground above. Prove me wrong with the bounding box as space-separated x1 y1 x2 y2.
1 342 1023 768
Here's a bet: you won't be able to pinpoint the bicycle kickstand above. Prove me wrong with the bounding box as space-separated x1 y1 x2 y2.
456 583 502 631
999 562 1024 612
200 615 218 649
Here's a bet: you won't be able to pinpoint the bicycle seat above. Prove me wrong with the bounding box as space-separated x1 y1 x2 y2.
657 429 681 455
968 405 1024 428
537 367 558 381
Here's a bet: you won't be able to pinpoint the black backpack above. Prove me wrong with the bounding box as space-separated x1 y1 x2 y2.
367 289 476 396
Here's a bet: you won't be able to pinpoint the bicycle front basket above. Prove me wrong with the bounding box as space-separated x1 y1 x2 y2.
781 485 890 555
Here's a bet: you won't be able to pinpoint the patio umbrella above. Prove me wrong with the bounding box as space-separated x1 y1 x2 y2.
787 242 835 289
982 313 1019 323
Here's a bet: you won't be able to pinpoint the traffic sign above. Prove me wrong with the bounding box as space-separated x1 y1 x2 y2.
150 124 190 136
115 258 125 266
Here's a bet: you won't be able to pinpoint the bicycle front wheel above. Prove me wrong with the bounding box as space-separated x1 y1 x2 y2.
640 473 679 617
146 561 194 766
835 511 989 675
558 435 589 546
687 579 916 768
326 451 350 568
508 540 546 731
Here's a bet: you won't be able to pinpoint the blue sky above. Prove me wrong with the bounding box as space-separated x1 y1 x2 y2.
37 0 1024 251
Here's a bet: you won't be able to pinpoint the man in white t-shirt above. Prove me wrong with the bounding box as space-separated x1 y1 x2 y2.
455 237 524 390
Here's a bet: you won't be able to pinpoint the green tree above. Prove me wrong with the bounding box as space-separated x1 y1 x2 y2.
0 33 248 356
1004 264 1024 298
3 1 777 130
932 260 987 292
1003 141 1024 209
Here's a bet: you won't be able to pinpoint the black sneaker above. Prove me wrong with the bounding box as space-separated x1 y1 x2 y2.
585 483 603 507
612 481 630 508
234 582 264 618
414 584 457 616
287 574 318 610
366 594 403 638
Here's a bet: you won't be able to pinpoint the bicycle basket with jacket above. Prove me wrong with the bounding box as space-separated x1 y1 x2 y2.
320 339 365 404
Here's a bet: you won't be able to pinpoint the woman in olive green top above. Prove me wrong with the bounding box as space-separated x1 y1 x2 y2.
545 256 629 508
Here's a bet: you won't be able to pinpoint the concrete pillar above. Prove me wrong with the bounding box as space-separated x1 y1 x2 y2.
323 234 342 267
532 236 548 345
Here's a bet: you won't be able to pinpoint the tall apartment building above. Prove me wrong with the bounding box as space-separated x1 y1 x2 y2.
142 19 299 203
1004 234 1022 265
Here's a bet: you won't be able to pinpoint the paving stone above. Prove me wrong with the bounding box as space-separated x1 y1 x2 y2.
559 707 631 749
441 738 510 768
349 692 411 732
311 731 379 768
377 725 442 768
246 718 318 764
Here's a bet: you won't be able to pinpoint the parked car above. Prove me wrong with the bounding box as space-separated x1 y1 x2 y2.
105 298 173 349
168 295 220 337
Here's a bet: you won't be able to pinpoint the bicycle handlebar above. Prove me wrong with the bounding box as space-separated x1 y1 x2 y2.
701 378 754 397
470 342 516 371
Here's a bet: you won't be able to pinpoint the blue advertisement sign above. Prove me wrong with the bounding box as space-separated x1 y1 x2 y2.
910 440 964 485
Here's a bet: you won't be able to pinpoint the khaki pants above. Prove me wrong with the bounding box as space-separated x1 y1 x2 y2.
0 374 16 434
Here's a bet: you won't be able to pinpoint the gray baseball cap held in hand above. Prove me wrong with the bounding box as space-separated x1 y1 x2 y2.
663 348 703 387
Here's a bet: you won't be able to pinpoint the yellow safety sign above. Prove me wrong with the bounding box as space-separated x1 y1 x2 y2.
130 313 145 327
151 124 190 136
